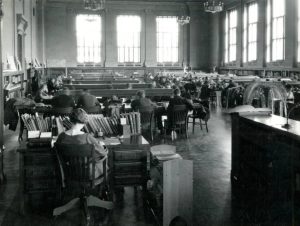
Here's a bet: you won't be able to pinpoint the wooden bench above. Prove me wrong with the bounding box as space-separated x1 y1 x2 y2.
63 79 140 84
65 83 153 90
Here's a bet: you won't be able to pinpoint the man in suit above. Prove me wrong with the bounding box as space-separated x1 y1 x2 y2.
131 90 157 111
77 89 101 110
166 88 194 134
167 88 193 112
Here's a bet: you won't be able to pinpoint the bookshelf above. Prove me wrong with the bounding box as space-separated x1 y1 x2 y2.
3 70 26 99
219 66 300 79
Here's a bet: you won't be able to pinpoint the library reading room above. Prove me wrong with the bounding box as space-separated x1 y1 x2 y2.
0 0 300 225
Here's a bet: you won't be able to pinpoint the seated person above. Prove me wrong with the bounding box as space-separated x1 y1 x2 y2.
166 88 193 132
286 84 295 104
103 95 122 116
77 89 101 110
167 88 193 112
184 81 197 96
56 108 108 178
47 78 59 94
199 82 211 108
34 84 53 104
131 90 157 111
51 87 75 108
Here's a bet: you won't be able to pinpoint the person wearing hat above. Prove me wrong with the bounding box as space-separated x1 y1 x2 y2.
55 108 108 178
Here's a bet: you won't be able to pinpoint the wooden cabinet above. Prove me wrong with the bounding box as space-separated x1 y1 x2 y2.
107 135 150 189
18 145 58 213
231 113 300 225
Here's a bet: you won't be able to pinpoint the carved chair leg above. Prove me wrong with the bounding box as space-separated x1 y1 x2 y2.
86 195 114 209
200 118 203 130
192 117 195 133
53 197 80 216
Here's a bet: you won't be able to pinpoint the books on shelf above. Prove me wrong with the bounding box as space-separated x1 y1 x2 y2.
21 112 141 137
84 112 141 136
120 112 141 135
84 114 120 136
21 113 52 132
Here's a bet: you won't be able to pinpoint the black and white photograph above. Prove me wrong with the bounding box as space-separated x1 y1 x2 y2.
0 0 299 225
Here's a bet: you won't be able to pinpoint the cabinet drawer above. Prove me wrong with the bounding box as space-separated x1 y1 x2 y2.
24 179 57 192
23 154 55 166
114 162 145 174
114 174 144 185
24 166 56 179
113 150 146 161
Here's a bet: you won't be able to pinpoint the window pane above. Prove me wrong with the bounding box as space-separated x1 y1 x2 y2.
230 10 237 27
230 45 236 62
273 0 285 17
249 24 257 42
76 14 101 63
117 15 141 63
227 9 237 62
249 3 258 23
156 16 179 63
268 0 285 62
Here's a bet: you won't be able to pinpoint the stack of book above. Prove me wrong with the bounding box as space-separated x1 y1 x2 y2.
120 112 141 135
84 114 120 136
21 112 142 137
21 113 52 132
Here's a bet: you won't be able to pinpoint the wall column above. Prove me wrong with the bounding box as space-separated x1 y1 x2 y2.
0 0 6 184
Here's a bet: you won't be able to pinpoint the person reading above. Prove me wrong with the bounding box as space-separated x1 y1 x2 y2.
34 84 53 104
131 90 157 111
55 108 108 178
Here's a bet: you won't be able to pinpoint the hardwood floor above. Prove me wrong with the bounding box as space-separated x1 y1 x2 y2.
0 107 235 226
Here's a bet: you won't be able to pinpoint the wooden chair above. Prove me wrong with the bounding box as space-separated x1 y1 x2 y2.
138 106 155 141
166 105 189 141
187 105 209 133
53 143 113 225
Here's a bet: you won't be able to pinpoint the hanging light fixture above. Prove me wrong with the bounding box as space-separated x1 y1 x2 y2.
204 0 224 13
177 4 190 26
177 16 190 26
84 0 106 11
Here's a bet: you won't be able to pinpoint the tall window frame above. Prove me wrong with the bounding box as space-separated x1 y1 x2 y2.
76 14 102 64
243 2 258 63
156 16 179 63
266 0 285 62
117 15 141 63
298 0 300 62
224 9 237 63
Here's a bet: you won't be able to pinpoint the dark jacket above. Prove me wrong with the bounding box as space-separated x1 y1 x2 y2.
131 97 156 111
51 94 75 108
4 99 18 131
77 93 100 109
167 96 193 112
